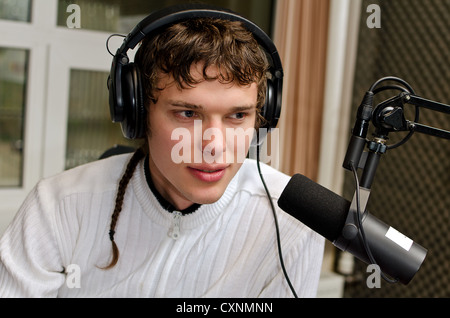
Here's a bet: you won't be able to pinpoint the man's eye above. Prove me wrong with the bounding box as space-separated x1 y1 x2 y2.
230 112 247 120
179 110 196 118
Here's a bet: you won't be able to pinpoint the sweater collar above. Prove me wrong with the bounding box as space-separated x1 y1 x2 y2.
143 155 201 215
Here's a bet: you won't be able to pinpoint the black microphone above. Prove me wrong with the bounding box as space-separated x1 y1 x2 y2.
278 174 427 285
342 91 374 171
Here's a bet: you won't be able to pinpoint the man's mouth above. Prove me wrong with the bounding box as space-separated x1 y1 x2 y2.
188 165 229 182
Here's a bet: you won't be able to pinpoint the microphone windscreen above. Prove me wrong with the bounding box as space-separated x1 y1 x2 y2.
278 174 350 242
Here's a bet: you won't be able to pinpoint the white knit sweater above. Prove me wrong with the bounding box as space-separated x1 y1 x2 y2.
0 154 324 298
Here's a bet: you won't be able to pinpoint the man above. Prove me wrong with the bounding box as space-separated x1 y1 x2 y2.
0 7 324 297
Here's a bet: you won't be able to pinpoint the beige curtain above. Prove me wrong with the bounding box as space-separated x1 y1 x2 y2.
273 0 330 181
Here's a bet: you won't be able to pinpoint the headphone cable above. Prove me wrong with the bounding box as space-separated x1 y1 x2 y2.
256 133 298 298
106 34 126 57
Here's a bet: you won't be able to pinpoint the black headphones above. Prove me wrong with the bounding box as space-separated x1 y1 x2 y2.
108 4 284 140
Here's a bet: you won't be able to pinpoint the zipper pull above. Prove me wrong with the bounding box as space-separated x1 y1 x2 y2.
169 211 182 240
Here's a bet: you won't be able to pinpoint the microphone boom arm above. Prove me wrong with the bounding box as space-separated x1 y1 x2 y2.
373 92 450 140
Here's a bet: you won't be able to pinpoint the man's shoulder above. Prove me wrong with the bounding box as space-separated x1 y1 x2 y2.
237 159 324 243
38 153 131 200
237 159 291 199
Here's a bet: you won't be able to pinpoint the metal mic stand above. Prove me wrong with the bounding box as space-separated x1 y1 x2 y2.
343 78 450 235
338 77 450 282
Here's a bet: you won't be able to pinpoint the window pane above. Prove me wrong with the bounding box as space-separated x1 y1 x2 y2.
0 48 28 187
57 0 275 35
66 69 139 170
0 0 31 22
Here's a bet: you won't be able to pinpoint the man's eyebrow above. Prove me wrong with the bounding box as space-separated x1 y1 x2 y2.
169 101 256 112
231 105 256 112
169 101 204 110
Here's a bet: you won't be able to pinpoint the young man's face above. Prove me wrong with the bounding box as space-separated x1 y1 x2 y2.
147 63 258 210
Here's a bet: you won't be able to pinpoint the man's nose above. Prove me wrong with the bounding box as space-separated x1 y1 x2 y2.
201 120 226 161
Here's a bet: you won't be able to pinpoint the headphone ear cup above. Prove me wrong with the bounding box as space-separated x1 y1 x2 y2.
261 78 275 130
120 63 146 139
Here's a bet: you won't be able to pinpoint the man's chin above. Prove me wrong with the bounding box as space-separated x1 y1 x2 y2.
187 189 227 206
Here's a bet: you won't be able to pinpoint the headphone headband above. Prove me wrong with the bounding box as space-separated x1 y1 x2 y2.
108 4 283 139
